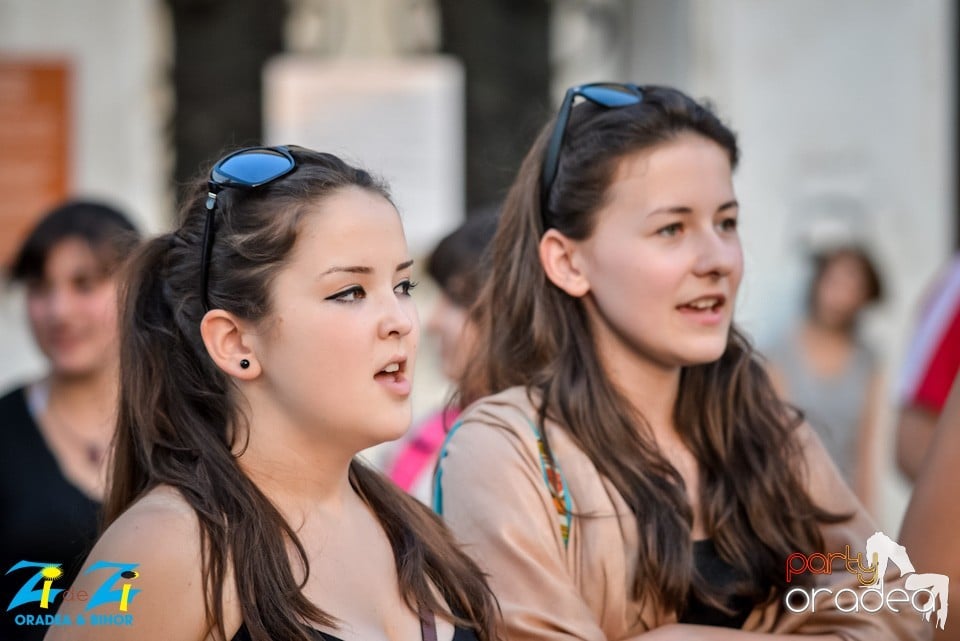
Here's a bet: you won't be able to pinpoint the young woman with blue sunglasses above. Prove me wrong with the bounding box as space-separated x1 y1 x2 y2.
47 146 500 641
433 85 928 641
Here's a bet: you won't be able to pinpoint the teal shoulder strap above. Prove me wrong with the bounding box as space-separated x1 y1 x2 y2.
431 416 572 548
432 419 464 516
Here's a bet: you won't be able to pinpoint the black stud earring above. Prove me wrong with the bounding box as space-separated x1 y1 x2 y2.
240 359 250 369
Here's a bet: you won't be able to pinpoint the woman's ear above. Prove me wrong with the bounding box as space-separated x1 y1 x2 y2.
539 229 591 298
199 310 261 380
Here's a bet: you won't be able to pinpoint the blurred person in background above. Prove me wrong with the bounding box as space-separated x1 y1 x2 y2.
765 244 885 513
900 373 960 641
386 208 498 502
0 200 139 641
895 252 960 481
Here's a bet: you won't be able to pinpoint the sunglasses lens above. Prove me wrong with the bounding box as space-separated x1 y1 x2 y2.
213 149 295 186
580 85 641 108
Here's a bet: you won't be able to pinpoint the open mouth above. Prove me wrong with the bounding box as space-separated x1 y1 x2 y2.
677 295 726 314
373 356 407 383
375 358 406 382
374 357 411 396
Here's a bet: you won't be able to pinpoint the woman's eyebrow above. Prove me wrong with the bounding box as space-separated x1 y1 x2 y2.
646 199 739 216
321 265 372 276
320 259 414 277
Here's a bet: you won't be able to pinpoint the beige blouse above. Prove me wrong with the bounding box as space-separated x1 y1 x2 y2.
434 386 931 641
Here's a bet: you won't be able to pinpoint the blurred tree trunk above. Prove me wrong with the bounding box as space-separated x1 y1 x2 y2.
166 0 286 205
438 0 551 211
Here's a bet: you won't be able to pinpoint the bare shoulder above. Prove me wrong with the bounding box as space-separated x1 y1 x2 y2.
117 484 202 535
45 486 211 641
96 485 204 572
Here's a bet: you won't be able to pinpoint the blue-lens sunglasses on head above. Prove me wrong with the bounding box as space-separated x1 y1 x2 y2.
199 145 296 311
539 83 644 225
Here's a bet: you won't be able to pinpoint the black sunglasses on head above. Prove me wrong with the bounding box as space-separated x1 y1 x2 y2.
199 145 297 311
539 83 644 225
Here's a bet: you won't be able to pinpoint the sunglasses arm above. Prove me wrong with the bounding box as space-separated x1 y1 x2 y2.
540 89 577 217
198 187 221 311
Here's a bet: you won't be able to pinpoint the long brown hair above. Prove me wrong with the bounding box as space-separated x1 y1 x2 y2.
459 87 847 616
109 146 500 641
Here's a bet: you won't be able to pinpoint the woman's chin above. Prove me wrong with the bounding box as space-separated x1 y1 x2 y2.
369 413 414 447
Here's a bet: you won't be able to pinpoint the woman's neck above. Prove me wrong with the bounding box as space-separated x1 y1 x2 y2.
45 367 118 434
599 348 682 439
233 400 357 515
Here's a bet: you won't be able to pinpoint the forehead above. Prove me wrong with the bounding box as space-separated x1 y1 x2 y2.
292 187 407 264
822 253 868 277
42 237 102 274
606 134 734 201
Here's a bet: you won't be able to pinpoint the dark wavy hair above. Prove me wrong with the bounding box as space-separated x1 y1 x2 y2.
108 146 501 641
10 199 139 283
459 86 848 616
427 205 499 309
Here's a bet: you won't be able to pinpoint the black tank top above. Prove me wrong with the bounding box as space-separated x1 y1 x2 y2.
0 387 101 641
678 539 756 628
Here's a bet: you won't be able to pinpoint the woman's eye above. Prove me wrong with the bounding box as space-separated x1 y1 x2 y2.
395 279 418 296
327 286 366 302
657 223 683 237
719 217 738 232
73 277 96 293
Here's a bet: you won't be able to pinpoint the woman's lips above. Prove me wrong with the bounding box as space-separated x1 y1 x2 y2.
676 296 726 326
374 370 412 396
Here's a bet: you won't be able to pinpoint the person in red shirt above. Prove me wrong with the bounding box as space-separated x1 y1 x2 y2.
895 254 960 480
900 374 960 641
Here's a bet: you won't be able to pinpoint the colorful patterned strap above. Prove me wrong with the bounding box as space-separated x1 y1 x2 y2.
432 417 572 549
528 419 572 548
